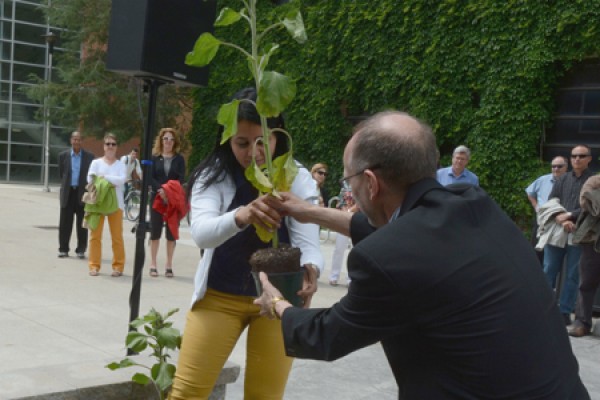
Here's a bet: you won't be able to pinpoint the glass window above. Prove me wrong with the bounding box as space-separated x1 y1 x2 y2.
10 162 41 183
2 19 14 40
50 126 71 147
583 91 600 116
556 90 582 114
5 62 44 81
14 21 46 44
11 102 40 122
15 2 45 24
11 122 43 143
14 41 44 65
0 126 7 140
10 142 41 163
0 142 6 160
0 39 13 60
0 162 6 181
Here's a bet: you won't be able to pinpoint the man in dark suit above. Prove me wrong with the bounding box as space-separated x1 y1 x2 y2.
255 111 589 399
58 131 94 258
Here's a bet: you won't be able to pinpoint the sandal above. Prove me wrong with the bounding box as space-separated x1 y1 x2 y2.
149 268 158 277
165 269 174 278
89 269 99 276
111 271 123 277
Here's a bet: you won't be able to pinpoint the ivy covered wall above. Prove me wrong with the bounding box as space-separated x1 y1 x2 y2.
188 0 600 225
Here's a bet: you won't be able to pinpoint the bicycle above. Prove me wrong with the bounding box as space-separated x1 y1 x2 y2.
124 180 148 222
319 196 340 244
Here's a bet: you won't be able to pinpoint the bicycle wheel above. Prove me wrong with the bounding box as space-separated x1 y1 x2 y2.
125 191 141 222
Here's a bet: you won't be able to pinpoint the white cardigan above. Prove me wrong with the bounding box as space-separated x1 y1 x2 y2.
189 164 324 306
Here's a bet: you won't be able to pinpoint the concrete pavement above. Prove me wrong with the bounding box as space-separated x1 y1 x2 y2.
0 184 598 399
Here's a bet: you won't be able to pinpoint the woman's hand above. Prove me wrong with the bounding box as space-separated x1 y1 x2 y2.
158 188 168 203
235 194 283 230
298 264 319 308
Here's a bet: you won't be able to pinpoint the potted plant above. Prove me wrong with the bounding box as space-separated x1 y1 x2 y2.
106 308 181 400
185 0 309 305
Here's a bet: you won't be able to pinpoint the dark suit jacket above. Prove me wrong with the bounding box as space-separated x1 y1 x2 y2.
282 178 589 399
58 148 94 208
150 153 186 192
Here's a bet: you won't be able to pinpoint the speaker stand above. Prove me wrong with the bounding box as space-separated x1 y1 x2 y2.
127 76 171 355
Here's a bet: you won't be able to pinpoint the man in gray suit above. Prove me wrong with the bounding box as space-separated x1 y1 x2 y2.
58 131 94 258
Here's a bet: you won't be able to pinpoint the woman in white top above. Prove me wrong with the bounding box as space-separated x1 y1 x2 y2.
169 88 323 400
87 133 127 277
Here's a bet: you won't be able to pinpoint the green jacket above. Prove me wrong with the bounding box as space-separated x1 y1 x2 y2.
84 176 119 230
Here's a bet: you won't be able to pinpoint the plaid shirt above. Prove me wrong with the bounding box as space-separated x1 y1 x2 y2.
548 168 594 221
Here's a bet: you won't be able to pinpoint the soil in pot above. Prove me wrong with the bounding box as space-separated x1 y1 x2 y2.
250 245 304 307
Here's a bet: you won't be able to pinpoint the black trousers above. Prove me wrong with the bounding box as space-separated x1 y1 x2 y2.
575 243 600 327
58 187 87 253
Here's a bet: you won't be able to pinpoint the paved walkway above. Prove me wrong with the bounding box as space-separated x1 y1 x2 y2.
0 184 598 399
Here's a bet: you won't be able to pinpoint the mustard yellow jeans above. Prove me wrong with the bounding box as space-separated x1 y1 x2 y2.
169 288 293 400
88 209 125 272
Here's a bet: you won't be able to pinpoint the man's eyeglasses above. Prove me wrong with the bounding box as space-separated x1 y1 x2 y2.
551 164 566 169
571 154 590 159
339 165 381 187
104 142 117 147
316 170 328 177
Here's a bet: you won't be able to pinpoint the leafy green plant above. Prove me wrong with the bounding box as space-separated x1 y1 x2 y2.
185 0 306 245
106 308 181 400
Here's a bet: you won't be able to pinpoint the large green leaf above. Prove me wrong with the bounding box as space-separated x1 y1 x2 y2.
282 10 307 44
254 223 274 243
125 331 148 353
244 160 273 193
152 363 177 393
257 72 296 117
185 33 221 67
131 372 151 386
271 152 298 192
217 100 240 144
156 327 181 350
214 7 242 27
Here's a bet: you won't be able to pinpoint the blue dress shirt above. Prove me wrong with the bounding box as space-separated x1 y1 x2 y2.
70 149 81 187
436 167 479 186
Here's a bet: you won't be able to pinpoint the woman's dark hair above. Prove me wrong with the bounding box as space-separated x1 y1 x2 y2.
187 87 288 199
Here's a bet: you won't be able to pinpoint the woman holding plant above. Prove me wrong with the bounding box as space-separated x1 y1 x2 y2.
168 88 323 400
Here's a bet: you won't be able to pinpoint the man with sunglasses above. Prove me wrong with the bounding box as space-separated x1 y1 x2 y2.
543 145 594 326
254 111 589 399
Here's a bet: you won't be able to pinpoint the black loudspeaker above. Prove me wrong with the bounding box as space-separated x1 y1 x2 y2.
106 0 217 87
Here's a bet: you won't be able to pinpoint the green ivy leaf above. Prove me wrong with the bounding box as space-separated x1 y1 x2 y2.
245 160 273 193
214 7 242 27
217 100 240 144
185 33 221 67
257 71 296 117
282 10 307 44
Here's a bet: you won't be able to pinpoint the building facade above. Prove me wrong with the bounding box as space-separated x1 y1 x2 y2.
0 0 69 184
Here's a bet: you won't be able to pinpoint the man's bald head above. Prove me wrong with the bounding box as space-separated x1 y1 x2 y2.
347 111 437 193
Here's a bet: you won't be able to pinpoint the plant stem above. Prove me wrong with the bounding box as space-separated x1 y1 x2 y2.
248 0 279 247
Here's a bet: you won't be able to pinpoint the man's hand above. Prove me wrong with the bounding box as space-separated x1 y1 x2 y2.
298 264 319 308
562 220 576 233
265 192 316 223
253 272 291 319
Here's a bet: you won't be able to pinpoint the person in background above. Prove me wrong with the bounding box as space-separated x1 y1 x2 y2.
148 128 186 278
526 155 569 263
120 147 142 198
311 162 330 207
255 110 589 399
570 174 600 337
168 87 323 400
526 156 569 211
329 181 356 287
87 133 127 277
436 144 479 186
58 131 94 259
543 144 593 326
